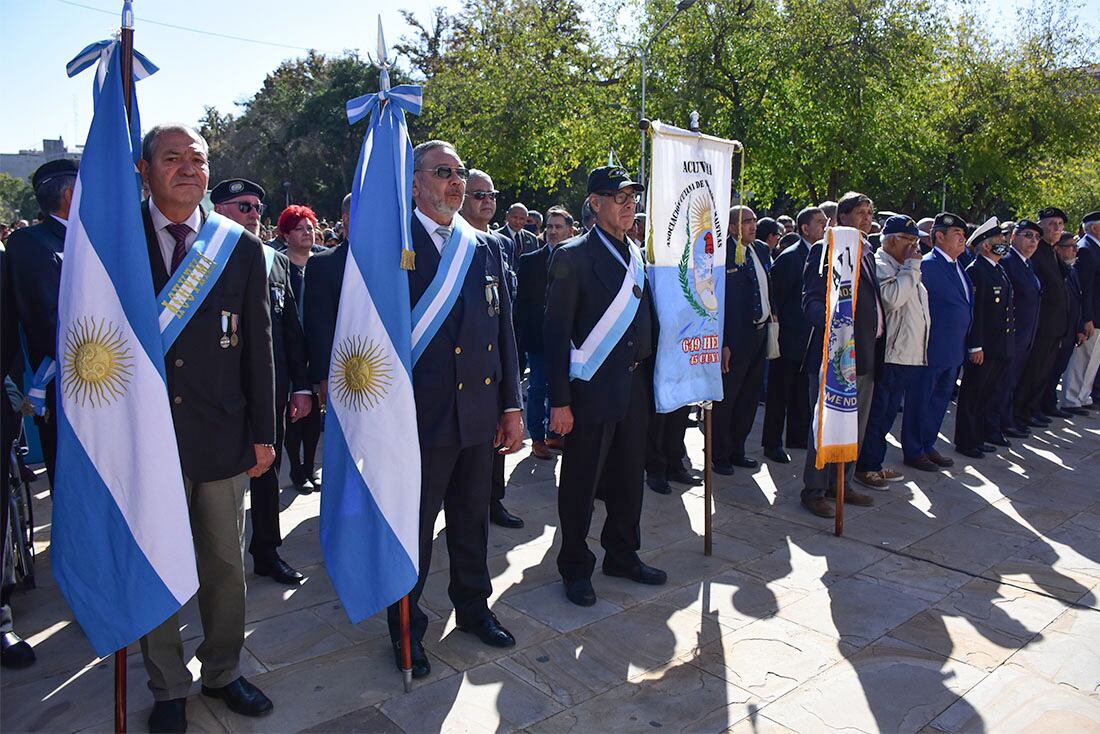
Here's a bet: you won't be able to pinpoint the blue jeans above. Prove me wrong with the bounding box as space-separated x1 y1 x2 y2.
857 363 915 472
526 352 549 442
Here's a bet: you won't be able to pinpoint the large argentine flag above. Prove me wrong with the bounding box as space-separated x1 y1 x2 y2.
52 40 198 657
320 81 423 623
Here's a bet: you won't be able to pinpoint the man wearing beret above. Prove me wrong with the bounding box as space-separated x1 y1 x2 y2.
1046 232 1086 415
955 218 1013 457
3 159 79 489
1061 211 1100 413
211 178 312 586
998 220 1044 438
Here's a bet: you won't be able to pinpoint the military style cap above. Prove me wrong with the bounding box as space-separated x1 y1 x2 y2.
966 216 1000 248
31 159 79 191
1036 206 1067 222
882 214 921 237
933 211 967 231
1081 211 1100 224
999 221 1016 236
210 178 266 204
587 166 645 194
1014 219 1042 236
916 217 935 238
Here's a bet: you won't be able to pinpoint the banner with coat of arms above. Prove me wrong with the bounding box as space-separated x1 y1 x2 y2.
645 121 737 412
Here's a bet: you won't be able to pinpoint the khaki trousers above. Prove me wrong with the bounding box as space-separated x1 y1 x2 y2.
139 472 248 700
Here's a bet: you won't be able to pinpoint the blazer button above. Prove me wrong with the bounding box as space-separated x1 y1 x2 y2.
484 377 491 385
455 346 462 355
175 358 184 367
173 396 182 405
487 343 493 351
458 382 464 390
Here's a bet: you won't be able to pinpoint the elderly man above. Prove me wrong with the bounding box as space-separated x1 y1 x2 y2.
1045 232 1086 418
137 125 276 732
901 212 971 470
1062 211 1100 412
544 166 665 607
854 216 926 489
801 192 884 517
390 140 524 678
211 179 312 585
955 219 1013 457
713 206 772 472
498 201 539 265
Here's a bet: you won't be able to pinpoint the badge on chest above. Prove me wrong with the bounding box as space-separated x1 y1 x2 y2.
485 275 501 317
220 310 239 348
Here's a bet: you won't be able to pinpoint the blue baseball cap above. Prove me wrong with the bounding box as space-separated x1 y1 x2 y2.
881 215 921 237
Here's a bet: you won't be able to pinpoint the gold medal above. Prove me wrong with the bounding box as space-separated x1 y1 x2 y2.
230 334 239 347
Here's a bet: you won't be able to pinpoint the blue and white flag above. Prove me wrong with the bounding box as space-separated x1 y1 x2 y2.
645 121 736 412
320 80 423 623
52 36 198 657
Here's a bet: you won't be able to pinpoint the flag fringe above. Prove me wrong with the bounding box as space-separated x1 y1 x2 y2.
400 249 415 270
815 444 857 470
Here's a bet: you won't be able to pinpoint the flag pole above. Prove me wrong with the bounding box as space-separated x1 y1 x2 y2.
399 595 413 692
834 462 845 536
115 3 135 730
703 402 713 556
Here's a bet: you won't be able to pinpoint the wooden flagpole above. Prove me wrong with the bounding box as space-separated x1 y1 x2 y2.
703 403 713 556
399 595 413 692
834 462 845 536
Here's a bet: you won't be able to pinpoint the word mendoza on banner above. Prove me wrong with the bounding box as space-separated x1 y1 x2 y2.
160 256 214 318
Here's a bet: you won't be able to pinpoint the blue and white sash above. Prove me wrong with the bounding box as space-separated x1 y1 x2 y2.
262 243 278 277
156 211 245 354
569 231 646 381
410 213 479 365
26 357 58 416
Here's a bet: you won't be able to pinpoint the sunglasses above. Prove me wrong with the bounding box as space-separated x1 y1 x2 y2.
470 190 499 201
231 201 265 215
416 165 470 180
595 191 641 205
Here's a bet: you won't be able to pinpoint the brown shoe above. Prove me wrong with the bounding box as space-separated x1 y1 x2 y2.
802 496 836 518
544 437 564 451
927 450 954 468
880 468 905 482
854 471 889 491
827 487 874 506
531 441 552 460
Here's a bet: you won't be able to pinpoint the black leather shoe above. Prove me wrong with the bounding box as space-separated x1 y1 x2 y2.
1046 408 1072 419
986 435 1011 447
1064 406 1090 416
201 677 273 718
730 455 759 469
0 631 35 669
1004 426 1030 439
978 442 997 453
458 611 516 648
927 450 955 468
712 463 735 475
763 448 791 464
254 557 304 585
489 502 524 529
646 475 672 495
603 560 667 585
309 469 323 488
667 468 703 486
148 698 187 734
393 641 431 679
564 578 597 606
1028 417 1050 428
293 478 314 494
955 446 984 459
904 455 940 472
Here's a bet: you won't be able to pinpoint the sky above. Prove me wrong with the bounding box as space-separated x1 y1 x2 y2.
1 0 1097 153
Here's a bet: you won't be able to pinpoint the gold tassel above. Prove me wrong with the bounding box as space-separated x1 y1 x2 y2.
400 248 416 270
734 146 747 266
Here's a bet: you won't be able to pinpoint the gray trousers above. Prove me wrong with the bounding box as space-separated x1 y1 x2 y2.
802 373 875 498
140 472 248 700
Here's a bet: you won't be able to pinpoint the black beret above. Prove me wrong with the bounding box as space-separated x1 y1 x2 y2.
210 178 266 204
1082 211 1100 225
31 159 79 191
1014 219 1042 236
932 211 967 231
1036 206 1067 222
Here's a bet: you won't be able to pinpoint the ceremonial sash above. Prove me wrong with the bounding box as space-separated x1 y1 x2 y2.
410 213 479 365
569 231 646 381
26 357 57 416
156 211 244 354
262 243 277 277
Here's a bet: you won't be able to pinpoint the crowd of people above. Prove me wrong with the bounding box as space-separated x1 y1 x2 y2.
1 124 1098 733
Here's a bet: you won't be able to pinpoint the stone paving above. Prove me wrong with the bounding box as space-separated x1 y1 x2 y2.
2 405 1099 733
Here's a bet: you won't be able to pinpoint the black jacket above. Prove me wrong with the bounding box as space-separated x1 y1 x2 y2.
965 256 1015 360
1073 234 1100 327
266 249 310 402
4 216 66 368
770 238 812 362
302 240 348 385
514 244 553 355
1032 240 1069 339
723 239 773 353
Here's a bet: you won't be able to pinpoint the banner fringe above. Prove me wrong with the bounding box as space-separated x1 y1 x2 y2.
815 444 858 470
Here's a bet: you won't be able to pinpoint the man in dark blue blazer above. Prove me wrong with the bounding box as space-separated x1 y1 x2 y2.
998 221 1044 436
902 212 972 470
4 159 78 488
302 196 351 390
544 166 665 607
1061 211 1100 411
760 206 825 462
1044 233 1085 417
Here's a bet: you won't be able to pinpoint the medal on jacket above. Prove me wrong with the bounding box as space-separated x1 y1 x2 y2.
485 275 501 316
220 311 231 349
633 284 643 299
230 313 239 347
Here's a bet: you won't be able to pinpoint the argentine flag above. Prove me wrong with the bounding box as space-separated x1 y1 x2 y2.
52 38 198 657
320 81 423 623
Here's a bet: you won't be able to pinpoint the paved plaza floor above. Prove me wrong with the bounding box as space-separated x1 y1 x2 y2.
2 404 1099 733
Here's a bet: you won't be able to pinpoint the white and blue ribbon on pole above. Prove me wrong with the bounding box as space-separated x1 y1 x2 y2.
569 231 646 381
26 358 57 416
410 215 479 365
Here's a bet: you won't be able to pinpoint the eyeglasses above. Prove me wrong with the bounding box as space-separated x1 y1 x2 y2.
595 191 641 205
469 190 499 201
416 165 470 180
232 201 265 215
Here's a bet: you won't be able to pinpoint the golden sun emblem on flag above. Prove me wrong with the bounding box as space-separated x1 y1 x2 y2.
61 316 135 407
330 335 393 411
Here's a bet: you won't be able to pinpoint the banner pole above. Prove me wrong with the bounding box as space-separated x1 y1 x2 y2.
834 462 845 537
114 649 127 733
703 402 713 556
399 595 412 692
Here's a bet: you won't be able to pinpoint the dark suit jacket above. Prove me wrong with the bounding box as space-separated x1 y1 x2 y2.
1032 240 1069 339
514 244 552 355
544 227 658 424
1 250 24 451
965 256 1014 360
722 239 772 353
1073 234 1100 326
4 216 66 368
142 202 275 482
266 249 310 402
802 239 884 377
302 240 348 384
922 248 973 369
409 215 522 448
770 238 812 362
1001 248 1042 355
1062 262 1084 349
496 225 539 265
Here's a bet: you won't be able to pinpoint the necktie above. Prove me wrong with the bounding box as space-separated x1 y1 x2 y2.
514 231 522 259
166 223 191 273
435 226 452 253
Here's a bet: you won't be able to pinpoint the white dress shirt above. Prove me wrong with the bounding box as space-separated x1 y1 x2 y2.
414 208 453 254
934 246 971 302
148 198 202 273
745 242 771 324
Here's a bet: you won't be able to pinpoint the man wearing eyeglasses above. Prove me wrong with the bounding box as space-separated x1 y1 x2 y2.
544 166 665 607
211 179 312 587
389 140 524 680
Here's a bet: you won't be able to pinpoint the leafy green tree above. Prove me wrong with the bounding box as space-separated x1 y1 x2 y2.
0 173 37 222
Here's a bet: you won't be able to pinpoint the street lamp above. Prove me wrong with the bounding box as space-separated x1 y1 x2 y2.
638 0 698 192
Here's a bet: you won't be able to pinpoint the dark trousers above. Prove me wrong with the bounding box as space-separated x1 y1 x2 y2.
248 395 287 563
955 356 1008 450
1015 335 1060 422
801 371 874 499
35 390 57 491
387 442 494 645
645 406 690 480
1041 340 1076 413
857 363 916 472
999 344 1030 430
557 369 650 581
490 450 505 504
713 326 767 463
902 365 957 459
284 394 321 482
761 356 810 451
